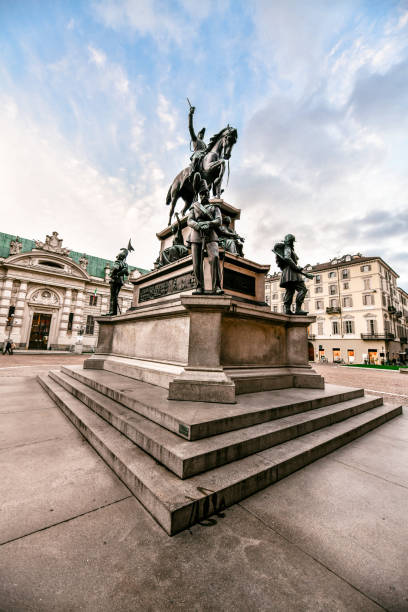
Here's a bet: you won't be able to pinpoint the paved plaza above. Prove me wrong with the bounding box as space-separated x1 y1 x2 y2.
0 355 407 611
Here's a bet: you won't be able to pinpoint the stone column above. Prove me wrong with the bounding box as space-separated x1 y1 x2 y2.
13 281 28 345
100 294 109 315
59 288 72 334
0 279 13 342
73 290 85 335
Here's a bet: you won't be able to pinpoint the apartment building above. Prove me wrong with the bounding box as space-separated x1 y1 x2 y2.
265 253 408 364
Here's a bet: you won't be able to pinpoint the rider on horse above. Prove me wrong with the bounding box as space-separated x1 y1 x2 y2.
188 106 207 177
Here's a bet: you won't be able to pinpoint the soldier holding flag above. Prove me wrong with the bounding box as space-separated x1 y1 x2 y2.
107 239 134 315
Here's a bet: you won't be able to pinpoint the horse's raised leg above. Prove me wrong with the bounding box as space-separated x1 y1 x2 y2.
181 198 193 216
168 195 177 226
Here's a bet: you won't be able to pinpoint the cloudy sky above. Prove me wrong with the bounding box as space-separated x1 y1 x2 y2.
1 0 407 287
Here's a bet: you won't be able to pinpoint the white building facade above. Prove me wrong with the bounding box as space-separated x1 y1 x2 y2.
0 231 146 351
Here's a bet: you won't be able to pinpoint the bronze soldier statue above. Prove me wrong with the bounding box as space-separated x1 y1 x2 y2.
187 173 223 295
273 234 313 315
155 213 188 267
218 215 245 256
107 240 134 315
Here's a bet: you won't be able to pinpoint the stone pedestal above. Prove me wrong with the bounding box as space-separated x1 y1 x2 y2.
87 294 323 403
86 197 323 403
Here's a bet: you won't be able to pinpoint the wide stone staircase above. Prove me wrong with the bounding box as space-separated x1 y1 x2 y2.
38 365 402 535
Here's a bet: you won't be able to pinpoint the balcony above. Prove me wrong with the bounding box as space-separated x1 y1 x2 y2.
400 337 407 344
308 334 316 340
395 310 403 318
388 306 397 314
360 332 395 341
326 306 341 315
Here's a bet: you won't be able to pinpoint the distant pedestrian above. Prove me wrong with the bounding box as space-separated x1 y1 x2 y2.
5 340 14 355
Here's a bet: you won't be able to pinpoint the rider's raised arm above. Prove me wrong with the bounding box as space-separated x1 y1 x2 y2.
188 108 197 143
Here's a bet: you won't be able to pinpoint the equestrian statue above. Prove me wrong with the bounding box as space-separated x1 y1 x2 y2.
165 102 238 227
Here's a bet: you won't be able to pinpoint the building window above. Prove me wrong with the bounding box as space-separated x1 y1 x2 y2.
363 294 374 306
317 322 323 335
85 315 95 335
361 264 371 272
363 278 371 290
273 305 278 313
89 294 98 306
329 298 338 308
332 321 339 334
343 282 349 290
272 293 278 300
367 319 376 334
328 271 336 279
315 274 321 284
344 320 354 334
315 300 323 310
342 269 349 279
67 312 74 331
315 286 323 294
342 296 352 308
329 285 337 295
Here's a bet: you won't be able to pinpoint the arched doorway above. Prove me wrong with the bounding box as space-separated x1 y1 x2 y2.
308 342 314 361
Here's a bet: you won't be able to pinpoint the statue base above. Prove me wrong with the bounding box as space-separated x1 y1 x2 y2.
88 294 323 404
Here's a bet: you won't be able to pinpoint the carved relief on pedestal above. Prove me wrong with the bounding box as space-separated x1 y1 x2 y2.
30 289 60 306
9 237 23 255
34 231 70 256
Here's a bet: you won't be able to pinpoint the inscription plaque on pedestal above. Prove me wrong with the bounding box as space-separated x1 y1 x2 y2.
223 268 255 296
139 271 196 303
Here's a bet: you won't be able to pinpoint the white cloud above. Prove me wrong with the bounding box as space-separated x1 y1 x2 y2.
88 45 107 67
93 0 184 42
0 94 164 269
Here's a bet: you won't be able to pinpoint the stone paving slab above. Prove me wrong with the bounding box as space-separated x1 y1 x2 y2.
241 413 408 612
0 374 131 544
314 363 408 406
0 497 383 612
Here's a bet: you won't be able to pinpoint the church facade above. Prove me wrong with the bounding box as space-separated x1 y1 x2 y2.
0 231 147 352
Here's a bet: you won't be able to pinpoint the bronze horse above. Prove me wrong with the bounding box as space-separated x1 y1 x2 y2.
165 126 238 227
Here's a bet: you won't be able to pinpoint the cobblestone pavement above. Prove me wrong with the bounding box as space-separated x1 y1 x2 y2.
313 362 408 407
0 353 86 376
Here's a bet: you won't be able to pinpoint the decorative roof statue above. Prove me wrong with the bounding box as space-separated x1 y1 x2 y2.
106 239 134 316
165 101 238 227
186 173 223 295
79 254 89 271
273 234 314 315
9 236 22 255
34 231 70 256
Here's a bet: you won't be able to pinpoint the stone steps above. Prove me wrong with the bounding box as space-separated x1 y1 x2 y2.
38 372 402 535
226 367 324 394
59 365 365 440
48 369 383 479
